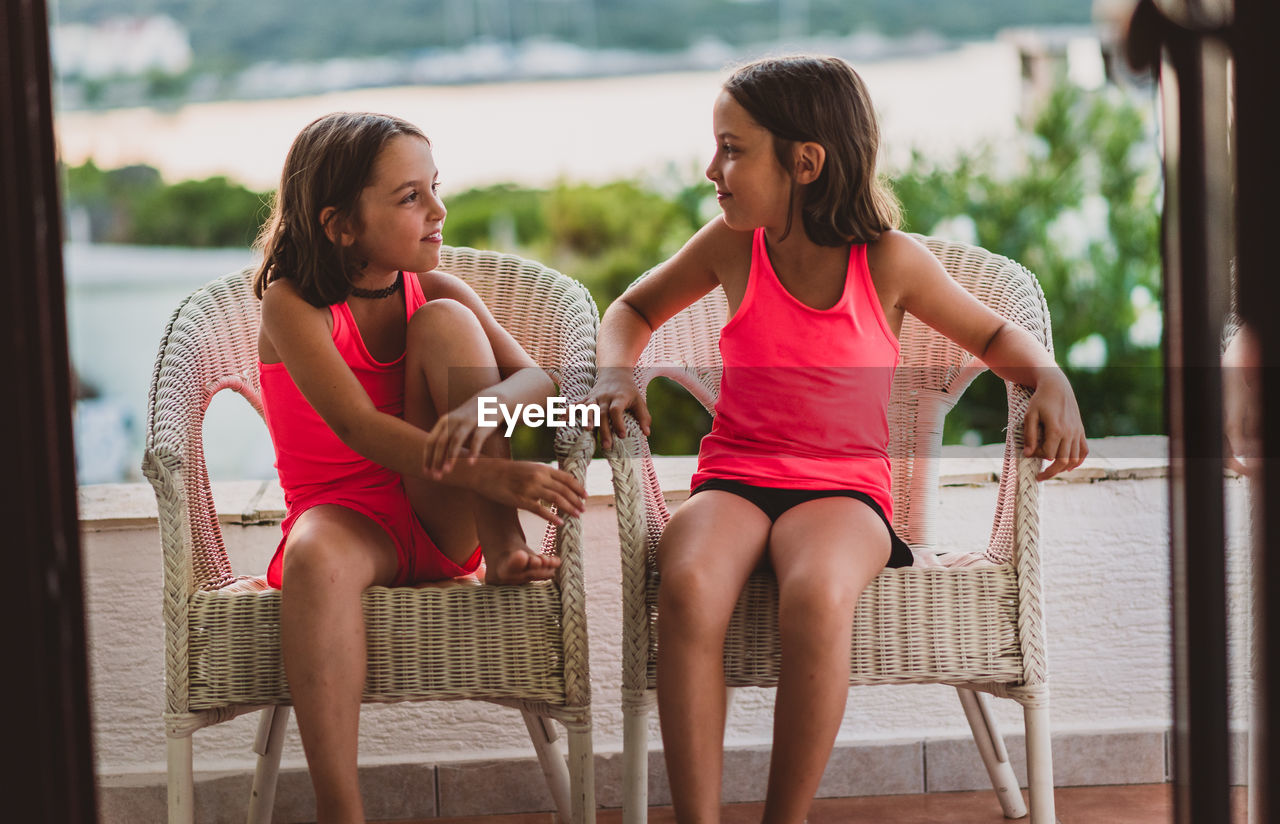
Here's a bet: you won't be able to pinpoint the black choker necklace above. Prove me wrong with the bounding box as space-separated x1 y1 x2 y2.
349 271 403 300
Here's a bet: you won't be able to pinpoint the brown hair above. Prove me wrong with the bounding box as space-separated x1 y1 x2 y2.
252 112 428 306
723 55 900 246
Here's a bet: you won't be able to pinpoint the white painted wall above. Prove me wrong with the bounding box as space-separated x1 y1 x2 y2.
80 437 1255 779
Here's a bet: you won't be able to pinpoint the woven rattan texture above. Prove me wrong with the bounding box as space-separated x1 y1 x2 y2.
641 565 1022 687
188 582 567 708
608 234 1051 699
143 247 598 721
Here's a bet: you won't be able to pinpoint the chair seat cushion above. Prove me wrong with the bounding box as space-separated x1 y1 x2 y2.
186 581 567 708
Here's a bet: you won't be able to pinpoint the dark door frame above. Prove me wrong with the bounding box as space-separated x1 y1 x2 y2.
1 0 99 820
1130 0 1279 821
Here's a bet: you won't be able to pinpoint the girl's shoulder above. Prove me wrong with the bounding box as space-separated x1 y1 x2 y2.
684 215 752 287
612 217 744 329
702 215 753 261
261 275 329 322
865 230 945 298
865 229 933 271
259 276 333 363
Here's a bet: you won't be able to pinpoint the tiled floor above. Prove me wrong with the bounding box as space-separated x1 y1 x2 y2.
384 783 1251 824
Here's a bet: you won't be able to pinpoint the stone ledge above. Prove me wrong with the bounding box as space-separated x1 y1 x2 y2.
94 727 1186 823
80 435 1174 530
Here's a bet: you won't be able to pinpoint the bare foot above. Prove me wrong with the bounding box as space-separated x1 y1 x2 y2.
484 543 561 585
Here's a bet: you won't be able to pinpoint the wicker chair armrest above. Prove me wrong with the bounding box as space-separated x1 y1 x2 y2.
603 419 661 697
550 424 595 566
995 377 1049 688
998 373 1042 567
542 424 594 707
603 420 654 577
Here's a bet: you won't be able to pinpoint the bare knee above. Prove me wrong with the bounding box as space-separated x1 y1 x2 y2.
408 298 485 350
658 557 737 636
281 525 372 595
777 574 860 640
407 299 498 402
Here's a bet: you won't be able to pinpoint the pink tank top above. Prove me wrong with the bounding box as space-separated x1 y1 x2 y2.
259 273 428 508
691 228 900 519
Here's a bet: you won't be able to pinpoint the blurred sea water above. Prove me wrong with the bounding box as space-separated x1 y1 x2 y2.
57 41 1023 192
65 243 271 483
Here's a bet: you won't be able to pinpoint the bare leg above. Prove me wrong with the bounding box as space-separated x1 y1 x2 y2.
656 492 771 824
279 505 399 824
402 298 557 584
761 498 890 824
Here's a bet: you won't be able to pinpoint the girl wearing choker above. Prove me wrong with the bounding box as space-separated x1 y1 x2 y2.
253 111 587 823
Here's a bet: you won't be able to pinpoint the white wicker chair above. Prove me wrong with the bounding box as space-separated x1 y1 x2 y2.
142 246 598 823
606 235 1057 823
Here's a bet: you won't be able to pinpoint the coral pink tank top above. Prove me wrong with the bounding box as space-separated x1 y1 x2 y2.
259 273 427 509
691 228 901 519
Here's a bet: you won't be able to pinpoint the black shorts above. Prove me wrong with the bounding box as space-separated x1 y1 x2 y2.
689 478 914 568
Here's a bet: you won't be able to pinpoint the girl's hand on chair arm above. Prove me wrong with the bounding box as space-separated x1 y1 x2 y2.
1023 370 1088 480
585 368 651 450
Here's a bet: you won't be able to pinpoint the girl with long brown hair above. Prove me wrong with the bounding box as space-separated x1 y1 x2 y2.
255 112 586 822
588 56 1088 823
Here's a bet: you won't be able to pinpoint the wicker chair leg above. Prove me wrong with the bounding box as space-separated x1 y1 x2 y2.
523 711 572 821
1023 704 1056 823
956 688 1027 819
621 699 649 824
567 722 596 824
246 706 289 824
167 735 195 824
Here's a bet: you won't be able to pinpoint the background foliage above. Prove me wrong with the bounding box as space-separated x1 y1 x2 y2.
63 79 1162 458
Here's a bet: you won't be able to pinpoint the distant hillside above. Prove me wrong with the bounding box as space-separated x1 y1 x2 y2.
54 0 1092 71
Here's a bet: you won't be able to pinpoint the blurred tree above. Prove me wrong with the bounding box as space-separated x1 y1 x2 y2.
893 81 1163 443
444 183 547 251
541 181 697 307
62 160 163 242
131 176 269 247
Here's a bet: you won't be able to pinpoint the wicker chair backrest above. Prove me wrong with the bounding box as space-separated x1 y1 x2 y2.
143 247 599 592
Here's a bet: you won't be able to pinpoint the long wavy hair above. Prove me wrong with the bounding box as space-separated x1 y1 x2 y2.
723 56 901 246
252 112 428 306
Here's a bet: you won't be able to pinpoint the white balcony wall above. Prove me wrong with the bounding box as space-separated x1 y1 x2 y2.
80 437 1254 782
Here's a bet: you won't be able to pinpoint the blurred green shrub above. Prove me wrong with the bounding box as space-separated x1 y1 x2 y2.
63 161 268 248
894 81 1163 442
131 177 269 248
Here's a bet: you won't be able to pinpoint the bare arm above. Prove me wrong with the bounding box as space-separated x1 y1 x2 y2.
260 278 583 516
261 279 440 477
875 231 1088 480
589 217 732 448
